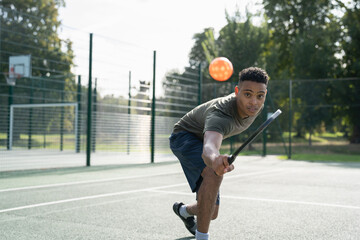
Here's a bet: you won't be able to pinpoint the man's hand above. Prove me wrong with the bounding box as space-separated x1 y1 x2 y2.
212 154 234 176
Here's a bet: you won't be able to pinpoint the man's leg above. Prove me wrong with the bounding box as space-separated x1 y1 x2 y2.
186 203 219 220
196 166 223 233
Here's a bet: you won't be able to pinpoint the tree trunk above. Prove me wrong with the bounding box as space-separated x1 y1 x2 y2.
350 124 360 143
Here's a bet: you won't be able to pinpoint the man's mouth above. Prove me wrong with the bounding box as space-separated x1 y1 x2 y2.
247 107 258 113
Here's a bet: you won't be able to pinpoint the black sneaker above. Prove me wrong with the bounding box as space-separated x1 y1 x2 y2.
173 202 197 235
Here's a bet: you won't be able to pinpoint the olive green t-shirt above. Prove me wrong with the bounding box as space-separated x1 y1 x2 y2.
173 93 262 140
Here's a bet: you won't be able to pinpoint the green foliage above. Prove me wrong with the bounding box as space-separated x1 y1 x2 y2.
188 9 268 99
339 1 360 142
0 0 73 78
184 0 360 143
280 154 360 162
0 1 75 139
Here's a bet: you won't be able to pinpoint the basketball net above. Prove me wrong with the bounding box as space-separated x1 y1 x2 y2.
5 66 20 86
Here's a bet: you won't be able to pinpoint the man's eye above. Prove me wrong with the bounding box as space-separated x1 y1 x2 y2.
258 95 265 99
244 93 251 97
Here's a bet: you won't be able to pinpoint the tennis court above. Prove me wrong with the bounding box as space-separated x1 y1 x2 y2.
1 156 359 240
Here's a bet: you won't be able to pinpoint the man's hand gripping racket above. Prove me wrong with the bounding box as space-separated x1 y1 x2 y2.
227 109 282 165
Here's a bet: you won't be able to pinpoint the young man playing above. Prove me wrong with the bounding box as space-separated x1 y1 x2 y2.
169 67 269 240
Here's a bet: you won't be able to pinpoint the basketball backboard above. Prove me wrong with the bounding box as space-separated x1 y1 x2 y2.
6 55 32 86
9 55 32 78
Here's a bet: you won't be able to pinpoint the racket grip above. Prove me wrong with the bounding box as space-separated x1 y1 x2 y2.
228 155 235 165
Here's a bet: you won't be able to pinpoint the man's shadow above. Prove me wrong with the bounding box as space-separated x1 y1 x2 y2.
175 237 195 240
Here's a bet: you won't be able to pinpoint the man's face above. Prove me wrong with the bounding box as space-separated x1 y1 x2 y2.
235 81 267 118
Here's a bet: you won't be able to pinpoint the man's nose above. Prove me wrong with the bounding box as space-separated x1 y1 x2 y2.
250 97 257 105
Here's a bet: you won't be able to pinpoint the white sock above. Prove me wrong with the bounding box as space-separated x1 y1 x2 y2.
179 205 193 218
196 230 209 240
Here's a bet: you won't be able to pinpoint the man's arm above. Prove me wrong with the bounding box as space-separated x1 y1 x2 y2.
202 131 234 176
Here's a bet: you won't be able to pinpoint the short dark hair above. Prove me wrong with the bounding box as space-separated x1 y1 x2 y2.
238 67 269 86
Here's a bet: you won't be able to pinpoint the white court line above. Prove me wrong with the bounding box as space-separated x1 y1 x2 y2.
149 190 360 210
226 169 283 180
0 168 282 193
0 171 182 193
0 183 186 214
0 169 281 213
224 195 360 210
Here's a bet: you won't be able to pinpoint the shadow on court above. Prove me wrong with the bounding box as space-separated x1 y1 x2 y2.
1 156 359 239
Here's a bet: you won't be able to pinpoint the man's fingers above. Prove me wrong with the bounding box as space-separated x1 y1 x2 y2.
224 164 234 173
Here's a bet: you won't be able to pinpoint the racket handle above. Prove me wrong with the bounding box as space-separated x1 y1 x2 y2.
228 155 235 165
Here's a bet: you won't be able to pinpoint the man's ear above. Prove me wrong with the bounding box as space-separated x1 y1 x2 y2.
235 85 239 95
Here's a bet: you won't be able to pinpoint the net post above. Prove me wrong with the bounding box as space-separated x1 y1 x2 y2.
150 50 156 164
86 33 93 167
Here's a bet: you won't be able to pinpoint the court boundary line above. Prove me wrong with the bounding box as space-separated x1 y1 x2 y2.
0 169 282 213
149 189 360 210
0 183 186 214
0 171 182 193
0 169 282 193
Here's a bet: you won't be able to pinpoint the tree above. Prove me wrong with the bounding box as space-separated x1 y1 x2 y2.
0 0 73 80
188 9 269 102
263 0 342 79
189 28 218 63
218 10 269 77
0 0 75 143
262 0 344 139
337 0 360 142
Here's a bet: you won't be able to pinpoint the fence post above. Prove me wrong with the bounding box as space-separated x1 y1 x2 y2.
127 71 131 155
288 80 292 159
7 86 13 150
76 75 81 153
86 33 93 167
198 62 202 105
92 78 97 152
150 50 156 164
262 98 268 156
28 78 33 149
60 78 64 151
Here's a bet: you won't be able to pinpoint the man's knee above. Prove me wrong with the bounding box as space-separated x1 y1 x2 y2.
202 166 223 183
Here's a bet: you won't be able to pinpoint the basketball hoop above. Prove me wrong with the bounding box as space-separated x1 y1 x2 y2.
4 67 21 86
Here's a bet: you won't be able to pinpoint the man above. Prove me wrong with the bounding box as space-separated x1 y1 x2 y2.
169 67 269 240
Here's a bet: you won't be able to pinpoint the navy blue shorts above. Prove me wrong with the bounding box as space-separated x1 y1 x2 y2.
169 131 220 205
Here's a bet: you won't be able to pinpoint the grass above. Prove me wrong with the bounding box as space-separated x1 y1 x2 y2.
2 131 360 163
221 131 360 163
279 154 360 162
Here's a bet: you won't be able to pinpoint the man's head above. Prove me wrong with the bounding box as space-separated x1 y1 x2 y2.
238 67 269 86
234 67 269 118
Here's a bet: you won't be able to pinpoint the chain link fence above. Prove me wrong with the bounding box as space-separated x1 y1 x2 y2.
1 6 359 171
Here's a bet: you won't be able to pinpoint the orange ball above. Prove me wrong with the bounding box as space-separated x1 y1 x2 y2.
209 57 233 81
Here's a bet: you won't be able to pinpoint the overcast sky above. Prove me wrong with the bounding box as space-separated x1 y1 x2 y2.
58 0 262 96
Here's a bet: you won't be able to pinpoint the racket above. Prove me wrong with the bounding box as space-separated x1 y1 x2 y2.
227 109 282 165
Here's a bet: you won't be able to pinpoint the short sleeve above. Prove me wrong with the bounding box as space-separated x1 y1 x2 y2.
203 110 233 137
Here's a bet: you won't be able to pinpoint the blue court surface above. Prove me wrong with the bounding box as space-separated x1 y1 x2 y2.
1 156 359 240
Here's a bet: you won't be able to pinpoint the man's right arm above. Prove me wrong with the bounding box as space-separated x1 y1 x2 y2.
202 131 234 176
